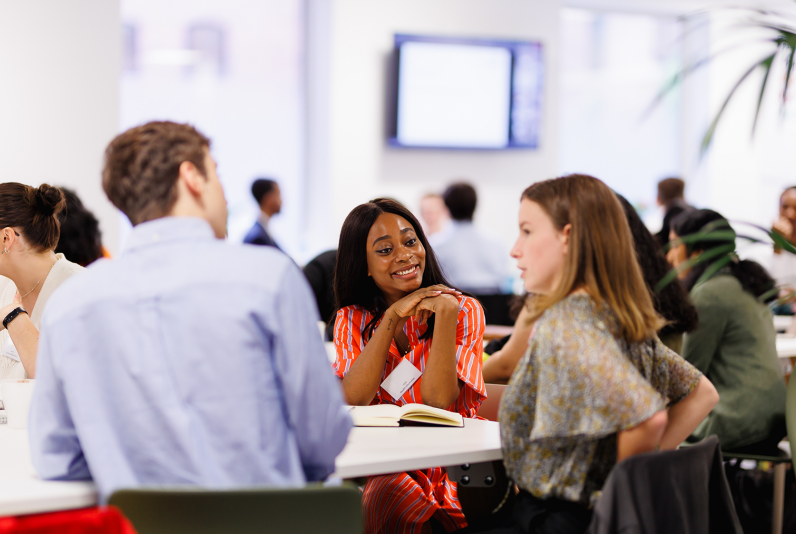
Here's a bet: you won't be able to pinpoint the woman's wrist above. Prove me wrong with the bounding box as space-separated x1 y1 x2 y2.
382 307 400 331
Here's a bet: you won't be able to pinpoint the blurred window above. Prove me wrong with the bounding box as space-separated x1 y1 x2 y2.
120 0 305 256
559 8 683 227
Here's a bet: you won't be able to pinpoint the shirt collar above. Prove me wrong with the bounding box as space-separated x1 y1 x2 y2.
123 217 217 254
258 212 271 230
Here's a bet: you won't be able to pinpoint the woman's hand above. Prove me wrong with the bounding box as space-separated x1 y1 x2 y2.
773 216 794 240
0 293 23 331
388 285 460 320
414 293 460 325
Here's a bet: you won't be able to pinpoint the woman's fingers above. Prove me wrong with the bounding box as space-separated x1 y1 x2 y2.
427 284 461 294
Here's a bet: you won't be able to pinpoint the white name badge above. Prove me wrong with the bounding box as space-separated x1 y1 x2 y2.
1 331 20 362
381 358 422 400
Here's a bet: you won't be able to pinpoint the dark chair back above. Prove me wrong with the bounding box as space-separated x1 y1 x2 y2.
109 484 362 534
473 294 514 326
587 436 742 534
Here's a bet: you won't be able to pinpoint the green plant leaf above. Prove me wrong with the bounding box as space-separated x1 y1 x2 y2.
742 222 796 254
693 253 734 288
781 39 796 113
752 54 774 136
701 54 776 154
655 243 736 292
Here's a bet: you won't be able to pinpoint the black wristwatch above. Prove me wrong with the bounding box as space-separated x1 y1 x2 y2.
3 307 27 330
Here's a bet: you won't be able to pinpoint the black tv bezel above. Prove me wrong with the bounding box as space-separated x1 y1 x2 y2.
387 33 543 151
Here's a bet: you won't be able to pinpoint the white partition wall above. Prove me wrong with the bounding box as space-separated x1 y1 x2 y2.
306 0 561 264
0 0 121 253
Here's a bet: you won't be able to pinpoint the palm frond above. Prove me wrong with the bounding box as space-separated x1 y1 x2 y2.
655 243 736 292
701 54 776 154
752 54 774 136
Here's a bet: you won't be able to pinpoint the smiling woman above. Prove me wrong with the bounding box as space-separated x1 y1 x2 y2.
332 198 486 534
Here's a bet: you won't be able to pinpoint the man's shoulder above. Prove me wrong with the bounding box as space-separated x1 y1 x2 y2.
243 222 266 244
45 242 295 320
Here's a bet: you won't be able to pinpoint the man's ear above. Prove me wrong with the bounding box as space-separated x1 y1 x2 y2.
178 161 206 197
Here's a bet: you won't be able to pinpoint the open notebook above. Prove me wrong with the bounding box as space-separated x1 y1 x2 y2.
348 403 464 427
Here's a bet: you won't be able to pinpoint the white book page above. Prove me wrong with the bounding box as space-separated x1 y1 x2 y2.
400 403 462 424
348 404 403 419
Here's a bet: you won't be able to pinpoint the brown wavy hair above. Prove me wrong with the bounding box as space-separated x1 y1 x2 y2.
102 121 210 225
523 174 665 343
0 183 66 252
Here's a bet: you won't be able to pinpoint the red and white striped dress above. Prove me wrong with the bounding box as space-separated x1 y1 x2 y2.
333 296 486 534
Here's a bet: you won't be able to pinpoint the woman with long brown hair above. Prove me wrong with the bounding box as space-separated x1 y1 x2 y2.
495 175 718 533
0 183 84 380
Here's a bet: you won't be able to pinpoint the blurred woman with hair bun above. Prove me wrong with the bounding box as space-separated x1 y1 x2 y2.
0 183 84 380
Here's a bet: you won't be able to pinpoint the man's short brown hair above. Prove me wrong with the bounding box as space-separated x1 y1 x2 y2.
102 121 210 225
657 177 686 205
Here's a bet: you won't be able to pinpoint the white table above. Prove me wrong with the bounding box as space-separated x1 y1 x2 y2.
0 419 501 517
777 336 796 359
332 418 501 479
0 426 97 517
775 315 793 334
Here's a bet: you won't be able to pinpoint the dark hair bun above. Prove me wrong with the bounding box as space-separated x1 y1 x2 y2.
34 184 66 218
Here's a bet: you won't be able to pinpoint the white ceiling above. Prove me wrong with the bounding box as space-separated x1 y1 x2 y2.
562 0 796 16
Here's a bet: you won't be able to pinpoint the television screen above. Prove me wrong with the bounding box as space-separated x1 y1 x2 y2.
389 34 543 150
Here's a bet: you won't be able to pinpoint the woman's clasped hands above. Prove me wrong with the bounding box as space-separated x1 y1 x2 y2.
388 284 461 326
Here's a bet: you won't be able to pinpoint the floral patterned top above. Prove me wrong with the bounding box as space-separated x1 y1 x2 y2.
498 294 702 507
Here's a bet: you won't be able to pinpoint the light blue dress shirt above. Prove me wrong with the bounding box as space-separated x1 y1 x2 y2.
430 221 509 294
29 217 352 501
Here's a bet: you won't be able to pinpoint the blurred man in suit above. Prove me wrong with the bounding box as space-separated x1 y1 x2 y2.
244 178 282 249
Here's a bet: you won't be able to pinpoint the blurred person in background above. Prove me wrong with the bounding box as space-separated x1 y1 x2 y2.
55 187 104 267
243 177 282 249
617 193 699 354
654 177 693 249
432 182 508 295
419 192 449 237
303 249 337 340
770 186 796 312
0 184 83 381
668 209 786 452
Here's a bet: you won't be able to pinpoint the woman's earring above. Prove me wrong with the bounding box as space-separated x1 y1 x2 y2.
1 249 6 254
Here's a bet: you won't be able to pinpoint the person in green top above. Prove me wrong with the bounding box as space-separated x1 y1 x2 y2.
667 209 787 451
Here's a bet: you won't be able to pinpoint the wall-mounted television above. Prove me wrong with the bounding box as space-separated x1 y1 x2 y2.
388 34 543 150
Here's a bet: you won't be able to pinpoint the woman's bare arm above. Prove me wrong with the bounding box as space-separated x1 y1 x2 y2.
0 295 39 378
659 376 719 450
617 410 668 462
417 294 462 408
340 308 401 405
340 285 459 405
482 305 534 384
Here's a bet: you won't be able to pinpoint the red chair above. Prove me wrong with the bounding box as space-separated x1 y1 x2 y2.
0 506 137 534
477 383 507 422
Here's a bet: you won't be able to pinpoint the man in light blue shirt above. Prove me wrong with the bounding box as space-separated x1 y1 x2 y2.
29 121 352 502
431 182 509 294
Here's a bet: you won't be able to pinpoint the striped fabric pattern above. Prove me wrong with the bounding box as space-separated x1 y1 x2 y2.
333 296 487 534
333 296 487 416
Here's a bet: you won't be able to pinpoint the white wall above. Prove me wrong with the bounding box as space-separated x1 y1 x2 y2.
309 0 560 260
0 0 121 253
